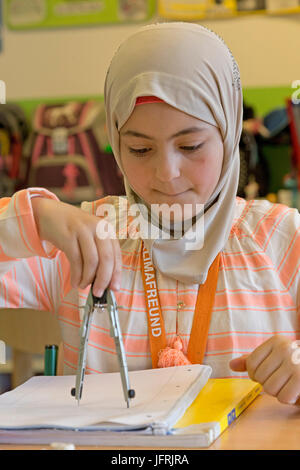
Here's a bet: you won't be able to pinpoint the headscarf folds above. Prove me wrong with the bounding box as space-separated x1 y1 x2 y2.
104 22 243 284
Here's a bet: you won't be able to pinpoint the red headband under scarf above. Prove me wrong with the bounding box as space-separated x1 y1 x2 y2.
135 96 165 106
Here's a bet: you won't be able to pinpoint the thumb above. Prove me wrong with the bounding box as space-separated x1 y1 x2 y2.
229 354 249 372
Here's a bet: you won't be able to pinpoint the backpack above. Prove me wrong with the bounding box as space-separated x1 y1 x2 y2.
0 103 29 196
23 100 125 204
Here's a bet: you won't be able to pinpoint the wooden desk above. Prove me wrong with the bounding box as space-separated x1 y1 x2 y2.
0 392 300 450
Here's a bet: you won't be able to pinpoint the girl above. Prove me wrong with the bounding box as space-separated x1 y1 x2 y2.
0 22 299 405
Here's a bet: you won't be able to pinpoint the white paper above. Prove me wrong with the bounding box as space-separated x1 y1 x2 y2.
0 365 211 431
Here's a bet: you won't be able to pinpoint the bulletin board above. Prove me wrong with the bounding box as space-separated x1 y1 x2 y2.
158 0 300 20
4 0 156 30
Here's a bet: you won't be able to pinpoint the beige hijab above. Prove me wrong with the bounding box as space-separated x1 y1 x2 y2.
104 22 243 284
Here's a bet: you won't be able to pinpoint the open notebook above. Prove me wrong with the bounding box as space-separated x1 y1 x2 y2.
0 364 212 445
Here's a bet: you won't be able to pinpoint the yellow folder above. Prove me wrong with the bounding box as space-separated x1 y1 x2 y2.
175 378 262 440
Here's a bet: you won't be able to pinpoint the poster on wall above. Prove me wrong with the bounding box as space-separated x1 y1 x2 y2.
158 0 300 20
4 0 156 30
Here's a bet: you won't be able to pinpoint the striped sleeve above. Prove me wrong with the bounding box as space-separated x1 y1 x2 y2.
0 188 70 312
241 199 300 310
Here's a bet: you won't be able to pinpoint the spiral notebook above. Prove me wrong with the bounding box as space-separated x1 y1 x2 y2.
0 364 213 445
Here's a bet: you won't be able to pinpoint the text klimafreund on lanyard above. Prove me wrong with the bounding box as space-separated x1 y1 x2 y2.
140 241 220 368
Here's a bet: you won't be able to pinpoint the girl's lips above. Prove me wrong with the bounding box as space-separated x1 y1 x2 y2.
155 190 189 196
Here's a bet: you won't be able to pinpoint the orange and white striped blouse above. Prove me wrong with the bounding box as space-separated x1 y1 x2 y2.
0 188 299 378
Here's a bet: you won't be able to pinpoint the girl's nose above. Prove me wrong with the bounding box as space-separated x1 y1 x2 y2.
155 153 181 182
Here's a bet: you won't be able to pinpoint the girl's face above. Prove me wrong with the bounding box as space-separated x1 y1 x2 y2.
119 102 224 218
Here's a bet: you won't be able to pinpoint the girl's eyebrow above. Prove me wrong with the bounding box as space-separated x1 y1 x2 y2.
120 126 205 141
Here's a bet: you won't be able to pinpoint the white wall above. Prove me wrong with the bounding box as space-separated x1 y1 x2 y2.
0 12 300 100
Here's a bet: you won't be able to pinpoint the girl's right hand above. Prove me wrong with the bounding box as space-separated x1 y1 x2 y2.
31 197 122 297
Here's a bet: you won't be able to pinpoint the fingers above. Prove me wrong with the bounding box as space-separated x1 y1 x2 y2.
230 337 286 379
233 336 300 406
276 373 300 405
262 364 292 398
77 229 99 289
68 229 122 297
108 238 122 291
229 355 249 372
68 236 83 289
252 348 283 384
245 337 275 381
93 238 121 297
94 240 114 296
65 213 123 296
36 199 123 295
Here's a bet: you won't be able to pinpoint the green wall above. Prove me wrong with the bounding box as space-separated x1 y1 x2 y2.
243 86 292 116
12 85 292 121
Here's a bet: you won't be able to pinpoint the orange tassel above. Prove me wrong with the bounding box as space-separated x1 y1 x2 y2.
157 336 191 368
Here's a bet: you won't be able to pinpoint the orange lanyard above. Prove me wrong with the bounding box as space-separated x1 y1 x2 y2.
140 241 220 368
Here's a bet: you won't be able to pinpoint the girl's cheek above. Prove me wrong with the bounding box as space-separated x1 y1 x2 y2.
189 163 210 185
191 162 220 195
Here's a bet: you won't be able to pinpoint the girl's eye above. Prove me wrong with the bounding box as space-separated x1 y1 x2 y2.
181 143 204 152
129 147 151 154
128 143 204 155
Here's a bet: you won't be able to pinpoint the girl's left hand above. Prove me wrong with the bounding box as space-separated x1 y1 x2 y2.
229 335 300 405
